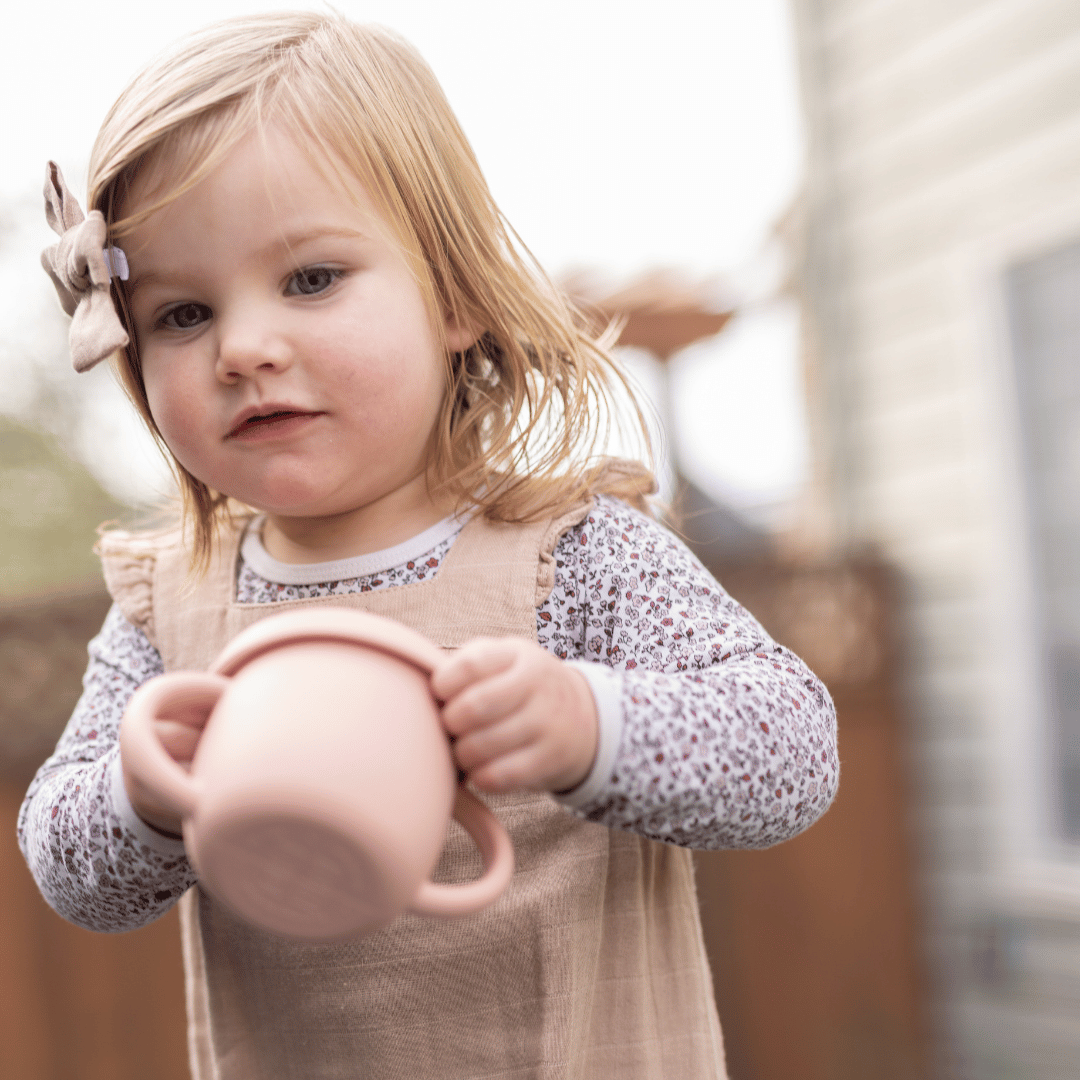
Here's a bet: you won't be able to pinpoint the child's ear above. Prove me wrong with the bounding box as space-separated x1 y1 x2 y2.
444 312 482 353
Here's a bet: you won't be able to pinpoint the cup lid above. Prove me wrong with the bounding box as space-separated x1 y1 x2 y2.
212 608 445 678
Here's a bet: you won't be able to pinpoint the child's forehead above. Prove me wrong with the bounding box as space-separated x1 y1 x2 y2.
124 119 394 233
119 120 433 304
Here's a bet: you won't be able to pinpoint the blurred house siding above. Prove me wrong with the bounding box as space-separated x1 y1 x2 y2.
788 1 1080 1077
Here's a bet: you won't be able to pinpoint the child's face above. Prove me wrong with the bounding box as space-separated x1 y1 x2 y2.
123 124 473 538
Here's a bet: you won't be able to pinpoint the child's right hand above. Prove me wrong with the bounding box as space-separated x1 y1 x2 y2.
122 716 205 838
432 638 599 796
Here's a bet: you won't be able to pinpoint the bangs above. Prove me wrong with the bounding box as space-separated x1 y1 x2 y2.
105 102 254 239
87 12 656 573
103 46 437 323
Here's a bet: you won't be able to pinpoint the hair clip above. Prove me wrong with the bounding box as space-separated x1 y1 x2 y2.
40 161 130 373
103 246 130 282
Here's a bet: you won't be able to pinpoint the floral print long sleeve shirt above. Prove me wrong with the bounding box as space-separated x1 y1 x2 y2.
18 495 838 933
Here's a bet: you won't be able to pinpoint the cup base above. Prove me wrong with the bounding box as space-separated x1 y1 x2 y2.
191 812 400 941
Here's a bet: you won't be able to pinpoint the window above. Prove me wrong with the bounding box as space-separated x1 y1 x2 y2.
1006 240 1080 843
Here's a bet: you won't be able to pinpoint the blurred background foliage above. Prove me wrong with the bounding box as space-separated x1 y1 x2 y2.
0 417 121 598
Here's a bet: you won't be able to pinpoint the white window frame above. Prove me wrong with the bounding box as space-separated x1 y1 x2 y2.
968 203 1080 918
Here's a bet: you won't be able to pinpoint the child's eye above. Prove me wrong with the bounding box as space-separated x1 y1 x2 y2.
287 266 343 296
160 303 212 330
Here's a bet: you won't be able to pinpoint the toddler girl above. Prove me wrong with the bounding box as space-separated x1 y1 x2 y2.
19 13 838 1080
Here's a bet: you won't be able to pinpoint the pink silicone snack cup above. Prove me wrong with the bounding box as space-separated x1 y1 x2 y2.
119 609 514 941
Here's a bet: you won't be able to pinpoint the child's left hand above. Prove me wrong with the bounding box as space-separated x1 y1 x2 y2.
431 639 599 795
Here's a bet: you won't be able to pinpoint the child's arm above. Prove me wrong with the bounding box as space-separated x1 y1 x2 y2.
435 495 839 850
17 605 196 932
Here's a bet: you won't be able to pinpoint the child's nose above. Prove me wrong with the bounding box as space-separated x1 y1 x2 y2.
216 318 293 382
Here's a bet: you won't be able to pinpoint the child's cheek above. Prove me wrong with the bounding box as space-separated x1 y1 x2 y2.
144 375 214 478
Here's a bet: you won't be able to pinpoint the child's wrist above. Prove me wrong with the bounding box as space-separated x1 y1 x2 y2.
550 667 599 794
554 661 625 807
110 755 188 852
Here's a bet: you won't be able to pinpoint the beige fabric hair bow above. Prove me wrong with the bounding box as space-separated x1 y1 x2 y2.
41 161 130 373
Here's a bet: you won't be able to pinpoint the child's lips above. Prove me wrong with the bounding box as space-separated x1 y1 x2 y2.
227 409 322 440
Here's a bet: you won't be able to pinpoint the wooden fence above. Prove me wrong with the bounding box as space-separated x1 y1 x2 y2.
1 562 926 1079
696 560 928 1080
0 587 187 1080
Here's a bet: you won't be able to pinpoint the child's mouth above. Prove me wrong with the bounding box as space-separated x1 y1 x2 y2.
228 410 319 439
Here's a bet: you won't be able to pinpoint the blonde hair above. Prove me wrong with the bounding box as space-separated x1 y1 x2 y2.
89 12 655 565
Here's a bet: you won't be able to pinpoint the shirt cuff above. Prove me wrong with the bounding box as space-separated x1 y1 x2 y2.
109 754 188 857
555 661 624 809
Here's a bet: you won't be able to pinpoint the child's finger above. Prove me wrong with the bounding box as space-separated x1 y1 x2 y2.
449 704 552 773
451 717 527 777
154 718 202 763
467 741 554 794
440 667 532 735
431 638 519 700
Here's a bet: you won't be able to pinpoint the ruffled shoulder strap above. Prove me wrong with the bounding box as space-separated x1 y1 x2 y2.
535 497 593 606
94 528 181 649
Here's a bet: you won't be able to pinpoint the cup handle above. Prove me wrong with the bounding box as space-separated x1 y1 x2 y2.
408 785 515 917
119 672 230 818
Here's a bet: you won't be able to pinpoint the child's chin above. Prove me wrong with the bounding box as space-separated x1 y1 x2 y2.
252 491 360 522
254 501 332 521
233 479 339 516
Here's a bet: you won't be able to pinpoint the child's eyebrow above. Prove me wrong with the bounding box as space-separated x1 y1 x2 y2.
127 270 171 298
126 227 370 296
264 226 370 260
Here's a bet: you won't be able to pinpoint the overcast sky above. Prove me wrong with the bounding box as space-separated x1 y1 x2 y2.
1 0 808 520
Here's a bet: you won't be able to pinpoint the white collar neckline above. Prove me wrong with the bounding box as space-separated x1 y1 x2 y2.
240 512 468 586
